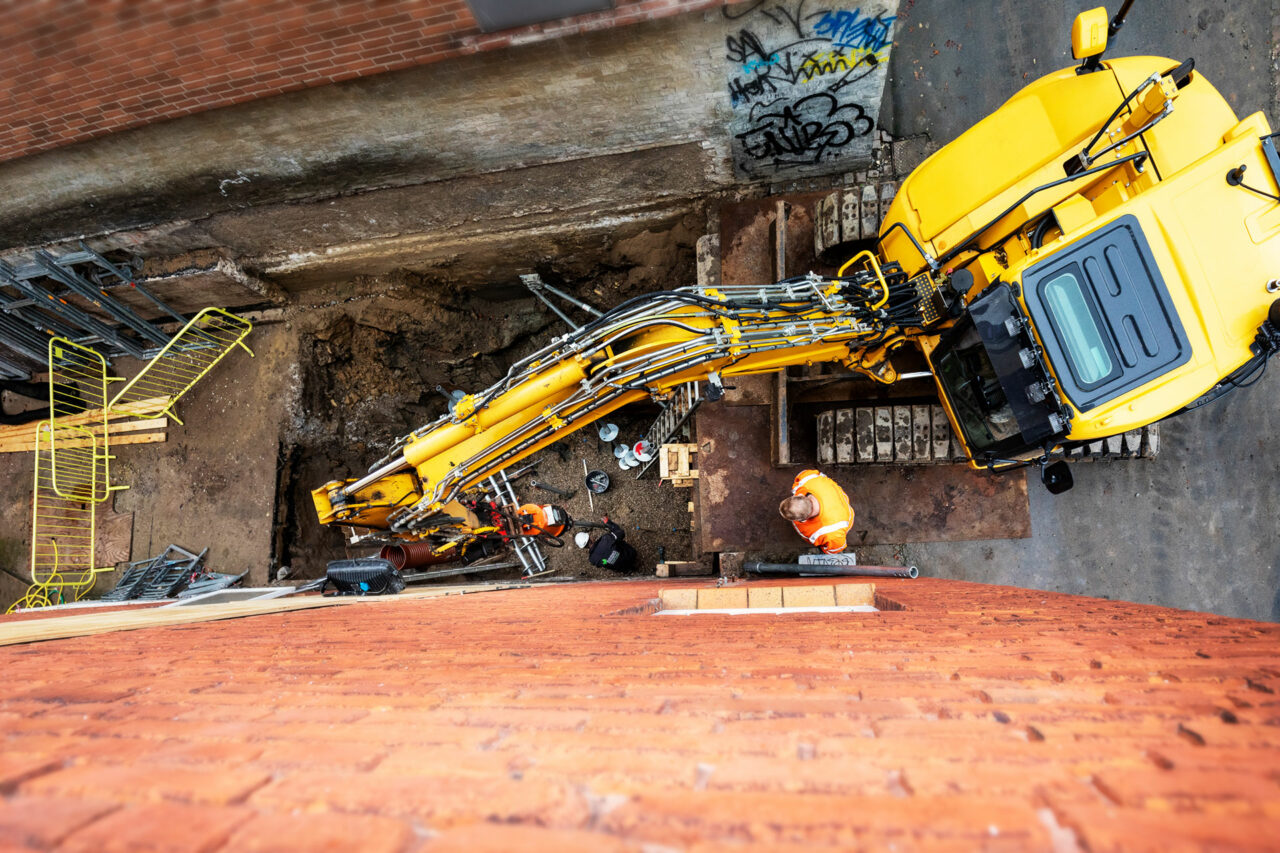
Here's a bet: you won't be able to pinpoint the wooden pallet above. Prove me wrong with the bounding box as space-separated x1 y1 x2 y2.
659 443 698 487
0 397 169 454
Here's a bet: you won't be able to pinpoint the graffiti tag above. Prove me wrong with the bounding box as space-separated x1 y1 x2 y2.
736 92 873 167
811 9 896 52
721 1 897 176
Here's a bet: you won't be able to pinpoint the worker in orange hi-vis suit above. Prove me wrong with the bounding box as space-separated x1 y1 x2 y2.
778 469 854 554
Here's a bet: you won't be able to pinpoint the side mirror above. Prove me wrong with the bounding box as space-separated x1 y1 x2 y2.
1071 7 1109 60
1041 460 1074 494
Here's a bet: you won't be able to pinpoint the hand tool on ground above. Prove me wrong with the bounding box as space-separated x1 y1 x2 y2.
532 479 575 499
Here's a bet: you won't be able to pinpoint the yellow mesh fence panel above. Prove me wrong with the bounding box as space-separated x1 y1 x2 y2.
28 421 105 604
47 338 113 502
109 307 253 424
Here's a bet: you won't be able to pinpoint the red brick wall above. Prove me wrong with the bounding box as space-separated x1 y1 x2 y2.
1 577 1278 849
0 0 722 164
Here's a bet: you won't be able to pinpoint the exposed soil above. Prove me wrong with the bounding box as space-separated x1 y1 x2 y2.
279 215 703 583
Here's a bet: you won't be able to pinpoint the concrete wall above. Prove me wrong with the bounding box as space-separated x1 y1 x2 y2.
0 0 723 164
0 1 899 294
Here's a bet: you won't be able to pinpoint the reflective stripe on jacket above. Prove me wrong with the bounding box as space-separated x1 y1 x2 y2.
790 469 854 554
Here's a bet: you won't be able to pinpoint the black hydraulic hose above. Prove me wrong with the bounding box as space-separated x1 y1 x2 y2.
875 221 938 274
936 151 1150 268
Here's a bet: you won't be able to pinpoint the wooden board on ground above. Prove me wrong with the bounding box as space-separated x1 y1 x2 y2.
0 583 529 647
696 404 1031 552
659 443 698 487
95 509 134 567
0 397 169 454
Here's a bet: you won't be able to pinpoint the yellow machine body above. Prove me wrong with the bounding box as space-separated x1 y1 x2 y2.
882 53 1280 454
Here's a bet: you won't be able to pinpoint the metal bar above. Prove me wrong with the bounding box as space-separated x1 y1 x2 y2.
0 261 144 359
401 563 511 583
536 280 604 318
0 292 83 345
35 251 170 345
0 352 31 379
75 242 188 325
0 314 51 363
745 562 920 579
520 274 581 331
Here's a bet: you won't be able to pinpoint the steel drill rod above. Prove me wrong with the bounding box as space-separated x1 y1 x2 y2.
531 480 574 498
745 562 919 579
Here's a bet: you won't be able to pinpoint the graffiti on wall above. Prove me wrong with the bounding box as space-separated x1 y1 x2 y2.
722 0 898 178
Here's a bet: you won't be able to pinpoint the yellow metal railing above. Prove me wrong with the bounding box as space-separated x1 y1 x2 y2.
6 308 253 613
47 338 118 503
11 421 110 612
109 307 254 424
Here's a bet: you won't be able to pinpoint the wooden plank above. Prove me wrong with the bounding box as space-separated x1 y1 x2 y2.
0 397 168 443
0 583 525 647
771 370 790 466
656 559 714 578
0 432 166 453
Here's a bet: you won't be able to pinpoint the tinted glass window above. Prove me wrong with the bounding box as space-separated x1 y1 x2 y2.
1022 216 1189 411
1042 271 1113 385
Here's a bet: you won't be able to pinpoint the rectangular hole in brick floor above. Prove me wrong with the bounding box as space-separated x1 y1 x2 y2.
648 583 906 615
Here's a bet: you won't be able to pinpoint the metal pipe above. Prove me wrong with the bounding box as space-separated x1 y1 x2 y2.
537 280 604 318
745 562 919 579
521 274 581 331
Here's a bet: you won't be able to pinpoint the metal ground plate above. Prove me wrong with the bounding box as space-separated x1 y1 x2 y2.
696 404 1030 552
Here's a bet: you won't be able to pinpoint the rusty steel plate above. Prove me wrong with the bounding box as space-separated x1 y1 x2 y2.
718 192 834 288
696 405 1030 552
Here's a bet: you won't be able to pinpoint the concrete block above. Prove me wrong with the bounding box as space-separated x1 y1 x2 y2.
855 408 875 463
911 404 931 460
930 406 952 461
834 583 876 607
748 586 783 608
659 588 697 610
834 408 855 464
893 406 913 462
816 410 835 466
782 585 836 608
698 587 748 609
874 407 893 461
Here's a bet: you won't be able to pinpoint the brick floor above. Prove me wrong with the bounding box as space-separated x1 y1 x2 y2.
0 577 1278 850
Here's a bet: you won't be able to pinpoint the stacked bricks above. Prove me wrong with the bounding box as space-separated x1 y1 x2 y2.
0 0 723 165
1 577 1278 849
